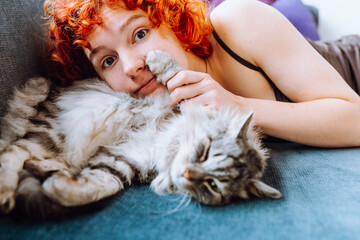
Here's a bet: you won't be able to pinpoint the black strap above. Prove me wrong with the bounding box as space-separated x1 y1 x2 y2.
212 29 291 102
212 29 261 72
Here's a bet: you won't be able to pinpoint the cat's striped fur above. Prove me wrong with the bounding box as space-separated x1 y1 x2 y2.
0 50 281 219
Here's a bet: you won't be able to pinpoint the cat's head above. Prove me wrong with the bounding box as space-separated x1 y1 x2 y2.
169 105 282 205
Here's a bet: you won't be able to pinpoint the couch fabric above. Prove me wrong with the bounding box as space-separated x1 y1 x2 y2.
0 0 50 117
1 1 360 239
1 142 360 240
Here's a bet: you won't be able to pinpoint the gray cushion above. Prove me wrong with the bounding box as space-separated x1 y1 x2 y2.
1 142 360 239
0 0 48 116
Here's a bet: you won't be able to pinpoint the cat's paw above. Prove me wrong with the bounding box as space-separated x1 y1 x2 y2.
42 171 77 207
22 77 51 105
0 139 8 152
146 50 183 85
0 169 18 214
0 187 15 214
43 169 122 207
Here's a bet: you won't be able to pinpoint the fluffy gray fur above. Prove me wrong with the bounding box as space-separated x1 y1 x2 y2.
0 50 281 219
146 50 183 85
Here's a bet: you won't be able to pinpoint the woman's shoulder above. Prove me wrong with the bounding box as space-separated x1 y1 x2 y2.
210 0 295 63
210 0 278 63
210 0 280 36
211 0 266 24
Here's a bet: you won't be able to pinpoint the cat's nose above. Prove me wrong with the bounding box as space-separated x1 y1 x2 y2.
183 168 206 181
183 169 204 181
183 169 191 180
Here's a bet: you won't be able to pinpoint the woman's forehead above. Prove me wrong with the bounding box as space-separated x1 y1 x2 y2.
100 6 147 26
84 7 148 47
97 6 149 39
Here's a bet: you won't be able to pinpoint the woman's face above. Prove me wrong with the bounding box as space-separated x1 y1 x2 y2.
83 6 189 96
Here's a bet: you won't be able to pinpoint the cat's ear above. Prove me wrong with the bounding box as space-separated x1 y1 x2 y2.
247 179 282 199
227 112 253 140
238 112 253 140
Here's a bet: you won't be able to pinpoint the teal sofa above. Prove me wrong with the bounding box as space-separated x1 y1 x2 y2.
1 1 360 239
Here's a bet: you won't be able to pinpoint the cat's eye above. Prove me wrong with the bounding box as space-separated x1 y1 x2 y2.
134 29 149 42
102 56 116 69
207 179 221 193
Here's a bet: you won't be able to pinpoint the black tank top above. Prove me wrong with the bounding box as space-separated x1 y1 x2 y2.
212 29 291 102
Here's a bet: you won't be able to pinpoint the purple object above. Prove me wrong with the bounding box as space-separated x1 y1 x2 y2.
272 0 320 40
208 0 320 40
258 0 277 4
209 0 224 7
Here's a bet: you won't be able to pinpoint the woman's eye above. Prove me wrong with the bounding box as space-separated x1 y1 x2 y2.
207 179 221 193
134 29 148 42
102 57 116 69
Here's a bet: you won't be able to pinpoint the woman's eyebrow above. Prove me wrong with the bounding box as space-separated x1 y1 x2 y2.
119 14 146 33
89 46 106 63
88 14 147 62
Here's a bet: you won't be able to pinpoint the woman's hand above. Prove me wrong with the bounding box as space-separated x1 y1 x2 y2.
166 70 243 110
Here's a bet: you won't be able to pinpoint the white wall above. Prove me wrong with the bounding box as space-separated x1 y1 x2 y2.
302 0 360 40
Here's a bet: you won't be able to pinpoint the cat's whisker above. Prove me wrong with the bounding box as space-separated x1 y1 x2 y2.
149 194 192 216
163 194 192 216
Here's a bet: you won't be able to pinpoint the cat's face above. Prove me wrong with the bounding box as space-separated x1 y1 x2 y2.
169 109 282 205
174 133 263 205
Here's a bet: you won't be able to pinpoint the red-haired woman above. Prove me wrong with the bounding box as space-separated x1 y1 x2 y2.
45 0 360 147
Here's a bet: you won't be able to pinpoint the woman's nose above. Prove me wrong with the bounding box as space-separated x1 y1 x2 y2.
121 52 145 80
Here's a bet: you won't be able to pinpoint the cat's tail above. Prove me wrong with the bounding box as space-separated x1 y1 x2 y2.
13 170 111 221
0 78 51 151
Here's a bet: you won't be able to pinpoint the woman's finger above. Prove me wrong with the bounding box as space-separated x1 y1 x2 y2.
180 92 221 110
166 70 206 92
169 75 219 104
169 81 205 104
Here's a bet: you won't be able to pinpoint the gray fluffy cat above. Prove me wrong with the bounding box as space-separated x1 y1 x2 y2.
0 50 281 219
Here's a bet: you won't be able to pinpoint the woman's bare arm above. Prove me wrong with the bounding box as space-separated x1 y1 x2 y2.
211 0 360 147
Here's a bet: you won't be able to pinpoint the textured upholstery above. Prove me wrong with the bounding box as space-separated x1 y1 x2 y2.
1 142 360 239
1 1 360 240
0 0 48 117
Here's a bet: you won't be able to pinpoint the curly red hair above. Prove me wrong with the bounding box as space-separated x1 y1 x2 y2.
44 0 213 82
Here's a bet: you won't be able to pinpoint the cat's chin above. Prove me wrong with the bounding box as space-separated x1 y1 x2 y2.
171 175 191 194
150 172 175 195
150 171 189 197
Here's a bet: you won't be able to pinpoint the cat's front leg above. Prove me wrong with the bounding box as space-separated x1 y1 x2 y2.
0 144 30 213
42 153 135 207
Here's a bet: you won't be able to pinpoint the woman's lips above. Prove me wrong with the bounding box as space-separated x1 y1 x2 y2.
136 77 158 95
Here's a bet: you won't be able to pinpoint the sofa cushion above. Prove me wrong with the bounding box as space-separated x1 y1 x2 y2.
1 142 360 239
0 0 48 117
